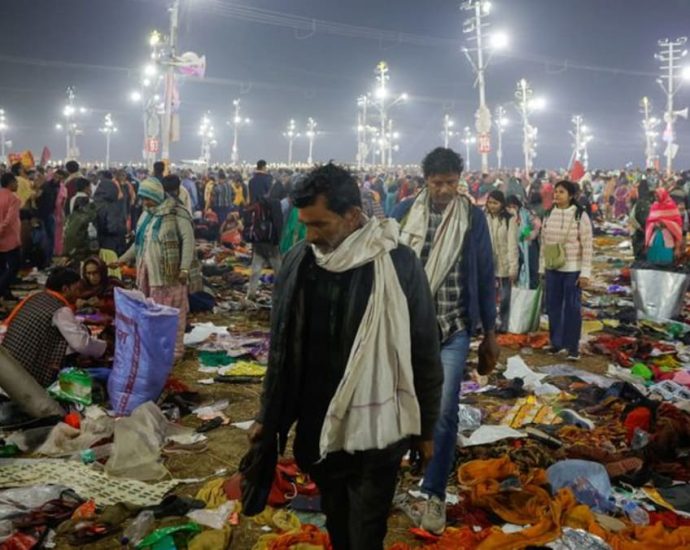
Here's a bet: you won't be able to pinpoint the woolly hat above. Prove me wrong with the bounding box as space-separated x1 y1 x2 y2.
138 177 165 204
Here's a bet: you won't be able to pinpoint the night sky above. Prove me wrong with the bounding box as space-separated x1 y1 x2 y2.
1 0 690 169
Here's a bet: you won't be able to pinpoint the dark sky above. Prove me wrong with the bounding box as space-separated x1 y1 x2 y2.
1 0 690 169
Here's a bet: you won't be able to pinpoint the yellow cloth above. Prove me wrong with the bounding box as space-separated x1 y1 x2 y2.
195 478 228 508
15 176 33 208
99 249 122 279
227 361 267 377
188 526 232 550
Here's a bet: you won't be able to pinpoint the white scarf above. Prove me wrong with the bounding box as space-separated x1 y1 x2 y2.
399 188 469 294
314 217 420 457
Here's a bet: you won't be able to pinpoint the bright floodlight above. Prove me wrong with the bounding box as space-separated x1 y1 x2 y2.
682 66 690 81
130 91 142 102
63 105 75 117
55 124 63 130
375 87 388 100
581 125 589 133
149 31 161 47
400 92 409 101
490 31 509 50
482 1 492 15
529 97 547 110
143 64 157 77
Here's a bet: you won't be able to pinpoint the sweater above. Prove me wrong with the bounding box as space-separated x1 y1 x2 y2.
486 213 519 279
539 205 593 278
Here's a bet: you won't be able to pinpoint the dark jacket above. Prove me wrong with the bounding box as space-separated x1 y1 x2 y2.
248 172 274 204
391 196 496 335
94 179 128 255
257 241 443 455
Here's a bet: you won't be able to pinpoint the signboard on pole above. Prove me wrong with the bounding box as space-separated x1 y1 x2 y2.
478 133 491 154
145 138 160 153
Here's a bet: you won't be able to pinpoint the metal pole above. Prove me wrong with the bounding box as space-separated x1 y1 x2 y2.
161 0 179 165
231 99 240 165
474 1 489 173
105 132 111 168
666 41 675 176
495 105 505 170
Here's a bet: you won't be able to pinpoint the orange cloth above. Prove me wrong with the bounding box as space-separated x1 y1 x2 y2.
265 525 331 550
496 332 549 349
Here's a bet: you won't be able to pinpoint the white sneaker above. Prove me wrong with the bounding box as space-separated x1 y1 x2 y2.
420 495 446 535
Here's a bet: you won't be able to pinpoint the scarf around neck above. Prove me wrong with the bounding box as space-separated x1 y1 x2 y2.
313 217 420 457
399 187 470 295
645 189 683 248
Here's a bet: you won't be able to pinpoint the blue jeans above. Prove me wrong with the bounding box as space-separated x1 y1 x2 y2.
545 270 582 355
422 329 470 499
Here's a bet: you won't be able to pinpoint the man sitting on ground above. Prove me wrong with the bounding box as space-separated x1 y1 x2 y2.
1 267 107 387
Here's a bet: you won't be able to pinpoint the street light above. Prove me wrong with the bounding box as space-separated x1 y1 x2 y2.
228 98 250 165
198 112 217 169
640 96 660 169
283 119 300 165
462 126 477 171
306 117 318 164
570 115 592 169
462 0 509 172
369 61 407 167
656 37 688 175
99 113 118 168
0 109 8 163
443 114 456 149
58 86 87 161
514 78 544 175
495 105 509 169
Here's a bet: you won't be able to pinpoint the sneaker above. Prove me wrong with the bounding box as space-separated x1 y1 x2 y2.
420 495 446 535
558 408 594 430
567 353 581 361
546 347 566 356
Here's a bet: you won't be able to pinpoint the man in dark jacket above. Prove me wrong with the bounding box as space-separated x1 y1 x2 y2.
248 164 442 550
392 147 498 535
248 159 273 203
93 171 128 255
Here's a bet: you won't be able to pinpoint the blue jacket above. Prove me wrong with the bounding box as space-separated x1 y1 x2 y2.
391 197 496 335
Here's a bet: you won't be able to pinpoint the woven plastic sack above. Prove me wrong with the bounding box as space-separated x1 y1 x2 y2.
108 288 178 415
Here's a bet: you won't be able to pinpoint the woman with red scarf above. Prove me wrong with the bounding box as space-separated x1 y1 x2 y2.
645 188 684 265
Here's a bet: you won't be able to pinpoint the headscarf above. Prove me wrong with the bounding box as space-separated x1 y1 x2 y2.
135 178 166 253
645 188 683 248
79 256 123 301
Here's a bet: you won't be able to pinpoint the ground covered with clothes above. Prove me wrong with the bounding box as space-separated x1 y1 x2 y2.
3 229 690 549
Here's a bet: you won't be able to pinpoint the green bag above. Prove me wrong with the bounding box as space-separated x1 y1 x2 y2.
543 212 577 271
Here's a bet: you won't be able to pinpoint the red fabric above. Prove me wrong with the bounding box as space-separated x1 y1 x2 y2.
268 459 319 507
266 525 331 550
570 160 585 182
648 510 690 529
645 188 683 248
623 407 652 443
650 366 676 382
0 532 38 550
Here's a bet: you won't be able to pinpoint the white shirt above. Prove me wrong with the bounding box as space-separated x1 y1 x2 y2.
52 307 107 357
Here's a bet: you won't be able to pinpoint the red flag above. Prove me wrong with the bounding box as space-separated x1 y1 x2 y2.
40 146 51 166
570 159 585 182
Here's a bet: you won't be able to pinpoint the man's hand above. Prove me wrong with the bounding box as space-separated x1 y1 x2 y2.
410 437 433 469
178 269 189 285
248 421 264 444
577 276 590 289
478 331 499 375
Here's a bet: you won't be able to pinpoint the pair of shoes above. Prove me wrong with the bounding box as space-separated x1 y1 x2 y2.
546 346 566 356
420 495 446 535
567 353 581 361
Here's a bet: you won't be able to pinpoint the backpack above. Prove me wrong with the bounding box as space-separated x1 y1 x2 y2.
63 203 98 260
242 198 276 244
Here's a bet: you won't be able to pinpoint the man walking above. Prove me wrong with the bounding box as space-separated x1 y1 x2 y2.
249 163 443 549
393 147 499 534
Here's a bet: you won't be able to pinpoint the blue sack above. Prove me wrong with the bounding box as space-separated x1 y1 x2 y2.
108 288 179 415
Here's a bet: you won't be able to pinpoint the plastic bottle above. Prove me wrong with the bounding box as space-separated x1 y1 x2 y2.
69 443 112 464
87 223 99 251
622 499 650 525
120 510 155 546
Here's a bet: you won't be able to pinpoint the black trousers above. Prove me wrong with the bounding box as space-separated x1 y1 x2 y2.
308 439 409 550
0 247 21 299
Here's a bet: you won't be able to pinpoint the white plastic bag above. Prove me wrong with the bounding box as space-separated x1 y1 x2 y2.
508 286 542 334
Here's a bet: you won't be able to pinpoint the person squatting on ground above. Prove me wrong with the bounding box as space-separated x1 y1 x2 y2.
249 163 443 550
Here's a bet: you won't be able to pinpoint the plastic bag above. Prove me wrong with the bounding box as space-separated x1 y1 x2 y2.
457 404 482 432
108 288 179 416
106 401 191 481
48 368 93 406
508 286 543 334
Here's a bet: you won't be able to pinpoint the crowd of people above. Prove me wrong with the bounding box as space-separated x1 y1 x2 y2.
2 149 690 548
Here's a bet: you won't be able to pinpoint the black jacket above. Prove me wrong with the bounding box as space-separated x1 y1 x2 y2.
257 240 443 455
94 179 128 255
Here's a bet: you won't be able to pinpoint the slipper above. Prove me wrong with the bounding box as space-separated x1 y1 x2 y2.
145 495 206 519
